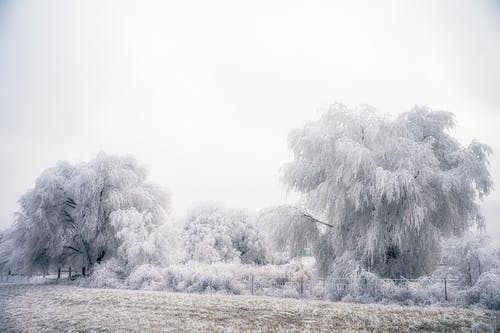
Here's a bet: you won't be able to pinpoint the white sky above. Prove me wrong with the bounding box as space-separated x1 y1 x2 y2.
0 0 499 245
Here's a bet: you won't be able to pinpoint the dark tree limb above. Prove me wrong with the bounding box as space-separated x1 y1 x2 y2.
63 245 83 254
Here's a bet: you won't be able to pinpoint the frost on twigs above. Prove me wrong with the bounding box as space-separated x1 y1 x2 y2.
282 104 492 279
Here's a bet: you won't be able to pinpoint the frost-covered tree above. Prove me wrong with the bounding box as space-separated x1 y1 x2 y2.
1 152 172 274
183 205 267 265
256 205 322 263
440 233 499 286
283 104 492 278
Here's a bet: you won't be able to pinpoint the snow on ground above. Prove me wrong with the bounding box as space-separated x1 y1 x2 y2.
0 284 498 332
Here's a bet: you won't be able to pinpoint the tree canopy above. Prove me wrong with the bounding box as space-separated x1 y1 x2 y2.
282 104 492 278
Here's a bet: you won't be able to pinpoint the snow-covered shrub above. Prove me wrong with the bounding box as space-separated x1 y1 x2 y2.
163 262 244 294
183 205 267 265
284 258 313 281
406 277 450 306
351 271 388 301
310 280 329 299
282 288 300 299
475 270 500 310
325 259 458 306
82 259 126 289
327 265 398 303
328 252 362 280
126 264 165 290
245 259 315 298
160 260 315 296
458 270 500 310
441 233 498 286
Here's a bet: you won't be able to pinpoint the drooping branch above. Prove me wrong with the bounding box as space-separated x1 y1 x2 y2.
300 212 334 228
63 245 83 255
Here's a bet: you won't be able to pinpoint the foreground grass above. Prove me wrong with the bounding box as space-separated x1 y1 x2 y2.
0 284 498 332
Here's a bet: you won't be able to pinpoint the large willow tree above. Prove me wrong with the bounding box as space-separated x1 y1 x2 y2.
282 104 492 278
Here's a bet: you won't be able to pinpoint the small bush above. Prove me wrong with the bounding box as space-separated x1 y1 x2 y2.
163 262 244 294
458 270 500 310
81 259 125 289
127 264 164 290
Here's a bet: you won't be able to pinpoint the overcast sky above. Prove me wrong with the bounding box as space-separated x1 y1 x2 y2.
0 0 499 245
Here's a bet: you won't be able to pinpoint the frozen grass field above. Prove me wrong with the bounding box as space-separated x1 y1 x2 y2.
0 284 498 332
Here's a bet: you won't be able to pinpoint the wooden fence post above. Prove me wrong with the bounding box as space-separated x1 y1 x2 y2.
57 267 61 279
82 267 86 277
68 267 72 281
444 277 448 301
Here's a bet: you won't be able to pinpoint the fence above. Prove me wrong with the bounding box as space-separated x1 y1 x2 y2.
241 275 459 302
0 266 89 285
0 271 459 303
